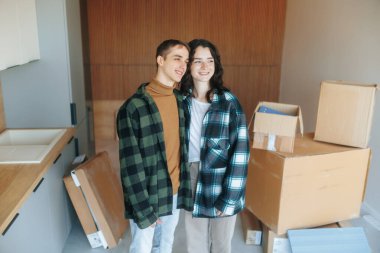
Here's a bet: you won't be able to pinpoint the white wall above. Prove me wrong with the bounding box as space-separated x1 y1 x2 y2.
0 0 91 155
0 0 72 128
280 0 380 220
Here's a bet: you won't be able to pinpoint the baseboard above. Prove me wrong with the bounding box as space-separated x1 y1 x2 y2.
361 202 380 231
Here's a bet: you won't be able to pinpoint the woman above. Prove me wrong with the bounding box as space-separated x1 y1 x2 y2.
180 39 250 253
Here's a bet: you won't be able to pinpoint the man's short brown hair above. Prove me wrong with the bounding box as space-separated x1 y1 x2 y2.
156 39 190 59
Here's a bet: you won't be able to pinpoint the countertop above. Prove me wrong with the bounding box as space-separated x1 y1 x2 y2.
0 128 75 234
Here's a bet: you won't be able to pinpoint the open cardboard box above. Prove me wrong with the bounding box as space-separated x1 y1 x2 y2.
251 101 303 153
246 133 371 235
315 80 378 148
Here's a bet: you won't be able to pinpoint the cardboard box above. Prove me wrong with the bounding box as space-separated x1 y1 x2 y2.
262 224 288 253
315 80 378 148
64 152 128 249
252 102 304 153
246 133 370 235
262 223 340 253
240 208 262 245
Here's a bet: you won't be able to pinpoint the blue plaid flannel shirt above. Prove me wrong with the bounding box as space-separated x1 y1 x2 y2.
184 90 250 217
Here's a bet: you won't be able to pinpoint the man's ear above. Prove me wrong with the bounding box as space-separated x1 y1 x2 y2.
157 55 164 66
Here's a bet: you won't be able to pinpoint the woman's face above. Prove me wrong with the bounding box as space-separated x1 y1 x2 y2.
190 46 215 84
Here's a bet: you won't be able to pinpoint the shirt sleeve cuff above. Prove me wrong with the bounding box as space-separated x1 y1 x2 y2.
135 210 158 229
214 199 235 216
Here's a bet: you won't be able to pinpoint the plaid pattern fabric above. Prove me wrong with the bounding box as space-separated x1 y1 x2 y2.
184 91 250 218
117 83 193 229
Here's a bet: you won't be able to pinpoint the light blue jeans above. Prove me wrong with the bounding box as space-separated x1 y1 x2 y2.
129 194 180 253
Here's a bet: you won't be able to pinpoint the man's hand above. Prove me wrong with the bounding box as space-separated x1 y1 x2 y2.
150 218 163 227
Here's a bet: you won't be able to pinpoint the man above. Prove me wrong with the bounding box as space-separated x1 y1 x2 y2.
117 39 193 253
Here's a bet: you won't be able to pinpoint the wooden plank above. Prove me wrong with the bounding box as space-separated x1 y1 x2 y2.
74 152 128 248
63 175 98 234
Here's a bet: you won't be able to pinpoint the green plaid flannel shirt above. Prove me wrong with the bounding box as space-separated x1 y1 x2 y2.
117 83 193 229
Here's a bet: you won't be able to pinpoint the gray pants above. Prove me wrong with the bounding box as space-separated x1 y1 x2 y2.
184 162 237 253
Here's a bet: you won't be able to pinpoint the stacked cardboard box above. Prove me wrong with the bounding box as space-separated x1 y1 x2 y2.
315 80 378 148
246 134 370 235
244 80 377 252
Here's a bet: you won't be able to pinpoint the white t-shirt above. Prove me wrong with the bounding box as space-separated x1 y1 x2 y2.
188 98 211 162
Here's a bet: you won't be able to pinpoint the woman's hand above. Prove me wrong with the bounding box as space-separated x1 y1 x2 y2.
216 209 226 217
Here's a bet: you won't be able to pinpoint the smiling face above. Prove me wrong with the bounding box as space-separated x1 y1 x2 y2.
156 45 189 87
190 46 215 84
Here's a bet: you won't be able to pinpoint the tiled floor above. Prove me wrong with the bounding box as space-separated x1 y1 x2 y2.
63 211 380 253
62 210 263 253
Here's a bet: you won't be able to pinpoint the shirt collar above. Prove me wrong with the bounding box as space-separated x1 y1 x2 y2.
148 79 175 95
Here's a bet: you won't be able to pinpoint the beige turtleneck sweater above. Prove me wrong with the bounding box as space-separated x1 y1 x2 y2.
146 79 180 195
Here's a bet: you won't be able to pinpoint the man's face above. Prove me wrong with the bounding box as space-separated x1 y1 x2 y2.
157 45 189 85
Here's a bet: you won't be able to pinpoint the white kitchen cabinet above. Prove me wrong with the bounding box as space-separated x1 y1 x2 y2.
0 0 40 71
0 140 76 253
47 138 76 252
0 173 51 253
52 139 76 250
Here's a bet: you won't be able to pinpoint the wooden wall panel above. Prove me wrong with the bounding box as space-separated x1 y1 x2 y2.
84 0 287 158
224 66 272 118
91 65 124 99
272 0 287 64
91 65 156 99
86 0 285 66
93 100 124 170
269 66 282 102
121 66 157 96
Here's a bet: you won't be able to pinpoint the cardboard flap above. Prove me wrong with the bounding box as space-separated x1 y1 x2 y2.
253 102 304 137
254 113 298 136
297 107 304 135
